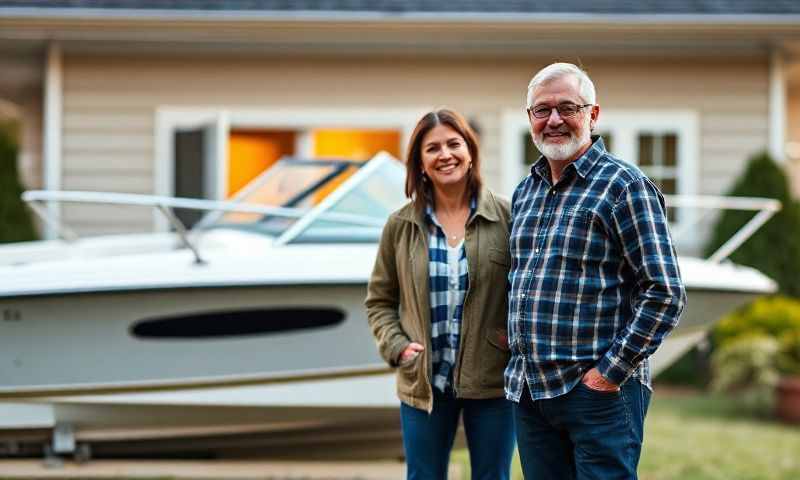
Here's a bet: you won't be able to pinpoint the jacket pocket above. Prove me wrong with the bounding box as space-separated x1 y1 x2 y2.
488 247 511 268
396 352 424 395
487 327 510 352
482 328 510 390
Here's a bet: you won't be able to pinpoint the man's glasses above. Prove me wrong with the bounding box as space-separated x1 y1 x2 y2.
527 103 594 119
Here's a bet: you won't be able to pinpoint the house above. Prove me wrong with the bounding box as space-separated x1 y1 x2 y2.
1 0 799 252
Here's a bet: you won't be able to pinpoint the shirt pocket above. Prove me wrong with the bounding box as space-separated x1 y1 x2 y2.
552 206 595 271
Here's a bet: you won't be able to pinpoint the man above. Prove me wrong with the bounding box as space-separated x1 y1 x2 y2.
506 62 686 480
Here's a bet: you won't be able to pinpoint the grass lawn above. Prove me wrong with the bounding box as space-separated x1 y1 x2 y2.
453 387 800 480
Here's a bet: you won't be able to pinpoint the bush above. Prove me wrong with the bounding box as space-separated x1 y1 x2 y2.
710 335 779 412
703 151 800 298
711 335 780 392
713 296 800 348
0 123 37 243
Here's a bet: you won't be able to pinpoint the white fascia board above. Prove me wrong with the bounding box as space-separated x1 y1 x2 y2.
2 7 800 26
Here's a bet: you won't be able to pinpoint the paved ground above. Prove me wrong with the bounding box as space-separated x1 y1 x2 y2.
0 459 463 479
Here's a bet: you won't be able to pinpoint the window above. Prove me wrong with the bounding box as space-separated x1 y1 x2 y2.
638 132 679 220
155 108 421 232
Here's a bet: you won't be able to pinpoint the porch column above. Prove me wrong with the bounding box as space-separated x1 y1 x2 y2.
769 49 787 163
43 41 62 240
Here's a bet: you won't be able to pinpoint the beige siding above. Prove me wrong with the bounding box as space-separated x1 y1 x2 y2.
62 54 770 235
788 62 800 198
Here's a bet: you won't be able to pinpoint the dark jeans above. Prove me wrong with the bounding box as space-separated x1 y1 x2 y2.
400 388 515 480
514 379 651 480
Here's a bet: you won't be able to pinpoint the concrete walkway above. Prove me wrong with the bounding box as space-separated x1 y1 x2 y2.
0 459 463 479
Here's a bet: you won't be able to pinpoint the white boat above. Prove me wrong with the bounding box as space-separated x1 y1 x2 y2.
0 152 779 459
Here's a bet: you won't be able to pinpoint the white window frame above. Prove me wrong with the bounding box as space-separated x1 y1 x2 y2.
501 109 700 247
154 107 423 232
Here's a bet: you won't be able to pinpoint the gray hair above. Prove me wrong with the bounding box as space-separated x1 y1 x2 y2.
526 63 597 108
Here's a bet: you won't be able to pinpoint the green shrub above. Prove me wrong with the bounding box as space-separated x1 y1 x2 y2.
712 335 780 391
703 151 800 298
713 296 800 348
709 296 800 413
711 335 779 412
0 123 37 243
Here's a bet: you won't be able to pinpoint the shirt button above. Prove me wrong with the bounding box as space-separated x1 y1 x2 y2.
551 190 557 195
535 248 540 254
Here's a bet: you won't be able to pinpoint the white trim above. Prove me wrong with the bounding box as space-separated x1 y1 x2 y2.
500 107 528 196
3 7 800 26
770 49 788 162
226 108 422 129
43 42 62 241
154 107 423 232
209 111 230 200
297 130 313 158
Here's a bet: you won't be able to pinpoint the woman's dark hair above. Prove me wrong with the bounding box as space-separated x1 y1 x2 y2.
405 109 482 210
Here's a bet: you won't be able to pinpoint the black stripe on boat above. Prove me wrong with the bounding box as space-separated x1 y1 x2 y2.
130 307 345 339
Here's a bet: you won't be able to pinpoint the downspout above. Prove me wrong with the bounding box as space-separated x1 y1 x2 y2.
43 42 62 240
769 48 787 163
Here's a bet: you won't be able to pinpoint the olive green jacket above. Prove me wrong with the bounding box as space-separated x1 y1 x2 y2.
365 187 511 412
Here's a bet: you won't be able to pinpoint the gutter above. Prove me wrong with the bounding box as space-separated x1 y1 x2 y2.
2 7 800 26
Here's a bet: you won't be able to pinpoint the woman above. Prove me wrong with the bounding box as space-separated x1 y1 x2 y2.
365 109 514 480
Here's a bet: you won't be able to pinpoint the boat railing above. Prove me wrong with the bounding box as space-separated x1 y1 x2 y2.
21 190 386 265
663 194 781 264
22 191 782 266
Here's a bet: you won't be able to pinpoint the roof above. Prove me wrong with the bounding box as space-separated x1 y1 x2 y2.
2 0 800 15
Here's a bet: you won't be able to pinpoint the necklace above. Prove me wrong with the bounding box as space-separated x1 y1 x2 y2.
442 229 460 241
438 211 466 242
434 197 469 242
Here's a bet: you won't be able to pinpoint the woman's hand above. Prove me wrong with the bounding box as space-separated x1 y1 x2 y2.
399 342 425 364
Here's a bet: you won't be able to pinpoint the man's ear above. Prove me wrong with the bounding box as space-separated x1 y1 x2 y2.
589 105 600 132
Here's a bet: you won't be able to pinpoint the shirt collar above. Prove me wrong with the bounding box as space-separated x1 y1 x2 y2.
531 135 607 183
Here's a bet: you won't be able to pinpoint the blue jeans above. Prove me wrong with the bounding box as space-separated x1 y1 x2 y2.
514 379 651 480
400 388 515 480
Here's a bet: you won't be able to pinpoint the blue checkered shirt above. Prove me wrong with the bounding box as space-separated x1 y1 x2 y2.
426 201 473 392
506 137 686 402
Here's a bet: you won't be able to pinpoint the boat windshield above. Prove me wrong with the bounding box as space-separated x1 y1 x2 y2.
204 154 407 243
284 154 407 244
201 159 359 236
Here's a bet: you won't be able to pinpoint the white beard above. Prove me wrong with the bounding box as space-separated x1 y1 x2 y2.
533 133 588 162
532 123 592 162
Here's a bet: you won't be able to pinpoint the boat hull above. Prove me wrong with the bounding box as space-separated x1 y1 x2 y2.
0 256 774 459
0 284 385 396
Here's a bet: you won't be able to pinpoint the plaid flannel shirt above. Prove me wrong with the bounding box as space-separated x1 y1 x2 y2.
506 137 686 402
426 201 473 392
